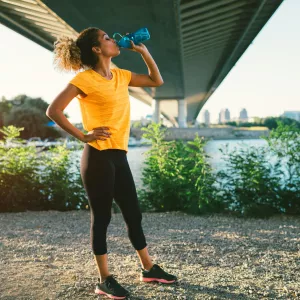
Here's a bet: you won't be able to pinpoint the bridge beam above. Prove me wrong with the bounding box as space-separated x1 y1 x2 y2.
178 99 187 128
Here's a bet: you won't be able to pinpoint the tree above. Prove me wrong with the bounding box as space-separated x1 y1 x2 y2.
10 94 69 119
0 94 70 139
0 96 12 114
0 96 12 137
5 106 51 139
263 117 300 130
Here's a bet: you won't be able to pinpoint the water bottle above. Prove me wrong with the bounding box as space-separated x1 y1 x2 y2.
113 27 150 48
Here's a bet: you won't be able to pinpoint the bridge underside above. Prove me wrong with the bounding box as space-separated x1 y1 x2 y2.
0 0 284 126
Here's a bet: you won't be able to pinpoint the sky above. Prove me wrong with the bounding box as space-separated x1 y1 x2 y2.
0 0 299 124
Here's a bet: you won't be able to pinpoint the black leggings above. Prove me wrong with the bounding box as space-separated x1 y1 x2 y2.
80 144 147 255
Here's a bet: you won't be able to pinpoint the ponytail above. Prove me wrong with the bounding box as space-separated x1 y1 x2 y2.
53 27 100 73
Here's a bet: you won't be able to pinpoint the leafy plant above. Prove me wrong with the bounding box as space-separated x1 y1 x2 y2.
262 120 300 214
215 143 282 218
0 125 87 212
0 126 45 211
137 122 224 214
216 119 300 217
38 146 87 210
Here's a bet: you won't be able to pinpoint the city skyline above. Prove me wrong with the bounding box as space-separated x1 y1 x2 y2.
0 0 299 125
200 107 300 125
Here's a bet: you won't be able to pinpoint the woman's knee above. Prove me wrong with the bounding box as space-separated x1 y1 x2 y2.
92 213 112 228
124 211 143 227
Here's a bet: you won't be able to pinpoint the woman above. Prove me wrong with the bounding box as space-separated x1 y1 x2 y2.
47 27 177 299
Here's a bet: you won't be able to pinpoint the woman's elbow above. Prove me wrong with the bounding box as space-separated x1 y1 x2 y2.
155 79 164 87
46 107 53 118
46 106 58 118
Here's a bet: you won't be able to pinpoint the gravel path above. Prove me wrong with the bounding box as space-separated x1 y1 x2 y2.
0 210 299 299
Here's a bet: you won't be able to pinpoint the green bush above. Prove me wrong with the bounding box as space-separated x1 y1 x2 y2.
262 120 300 214
137 122 225 214
0 125 87 212
216 120 300 217
0 126 45 211
138 121 299 218
38 145 87 211
2 120 298 217
215 143 282 218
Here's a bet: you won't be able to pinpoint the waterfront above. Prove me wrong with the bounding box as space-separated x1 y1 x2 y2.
70 139 269 189
126 139 269 188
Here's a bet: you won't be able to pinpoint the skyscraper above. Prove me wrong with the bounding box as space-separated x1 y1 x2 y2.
219 108 230 124
239 108 248 122
202 109 210 125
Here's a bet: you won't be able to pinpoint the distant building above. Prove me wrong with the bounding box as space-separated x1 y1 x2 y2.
219 108 230 124
140 116 150 126
282 111 300 122
202 109 210 125
239 108 248 122
139 114 172 127
145 114 152 120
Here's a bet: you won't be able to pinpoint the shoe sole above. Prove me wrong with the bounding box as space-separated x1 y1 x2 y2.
140 276 176 284
95 287 128 299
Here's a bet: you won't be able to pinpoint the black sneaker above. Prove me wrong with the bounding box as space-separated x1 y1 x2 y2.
94 275 130 299
140 264 178 284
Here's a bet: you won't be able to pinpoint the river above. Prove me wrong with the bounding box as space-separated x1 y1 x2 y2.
125 139 269 189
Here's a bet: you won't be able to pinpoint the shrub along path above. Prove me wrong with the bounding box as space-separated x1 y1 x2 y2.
1 210 299 299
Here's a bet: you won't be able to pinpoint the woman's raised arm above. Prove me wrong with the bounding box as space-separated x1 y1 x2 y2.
127 41 164 87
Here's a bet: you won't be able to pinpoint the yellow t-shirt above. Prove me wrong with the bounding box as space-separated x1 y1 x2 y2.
69 68 132 153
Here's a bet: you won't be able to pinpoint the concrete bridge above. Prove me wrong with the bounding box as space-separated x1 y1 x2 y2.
0 0 284 127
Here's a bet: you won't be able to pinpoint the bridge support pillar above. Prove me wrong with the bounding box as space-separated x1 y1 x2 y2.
178 99 187 128
152 98 161 124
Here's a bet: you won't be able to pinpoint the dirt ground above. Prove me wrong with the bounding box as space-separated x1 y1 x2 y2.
0 210 299 299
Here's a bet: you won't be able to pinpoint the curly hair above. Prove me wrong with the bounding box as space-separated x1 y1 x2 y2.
53 27 101 72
